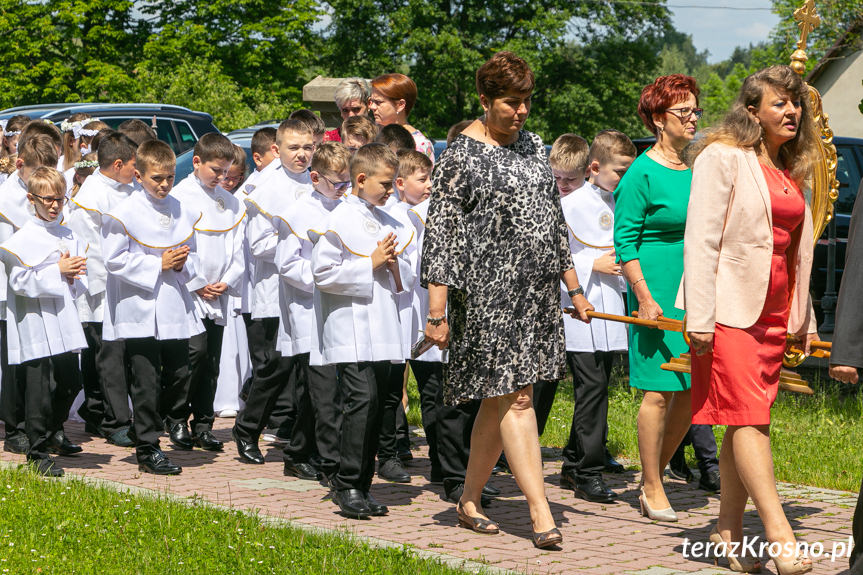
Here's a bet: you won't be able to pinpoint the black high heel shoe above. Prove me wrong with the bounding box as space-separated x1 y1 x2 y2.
532 527 562 549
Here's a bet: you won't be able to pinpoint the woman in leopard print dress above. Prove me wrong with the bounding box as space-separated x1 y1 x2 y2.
421 52 593 548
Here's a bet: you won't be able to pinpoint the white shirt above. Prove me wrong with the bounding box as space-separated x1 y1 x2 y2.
67 170 137 322
101 191 207 341
172 174 246 325
0 171 32 320
385 200 421 360
244 163 313 319
561 181 628 352
405 199 446 363
310 195 416 365
273 190 341 357
0 217 88 363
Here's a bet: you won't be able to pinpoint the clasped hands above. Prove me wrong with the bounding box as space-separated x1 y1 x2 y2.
58 251 87 285
162 245 190 272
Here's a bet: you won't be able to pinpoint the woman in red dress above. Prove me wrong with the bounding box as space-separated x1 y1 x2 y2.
681 66 818 575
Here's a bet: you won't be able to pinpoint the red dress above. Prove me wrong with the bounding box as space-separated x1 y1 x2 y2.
691 166 804 425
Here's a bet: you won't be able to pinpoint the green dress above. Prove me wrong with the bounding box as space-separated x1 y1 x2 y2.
613 152 690 391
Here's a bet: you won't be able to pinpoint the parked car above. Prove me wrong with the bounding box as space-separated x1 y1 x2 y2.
0 103 220 155
174 131 257 183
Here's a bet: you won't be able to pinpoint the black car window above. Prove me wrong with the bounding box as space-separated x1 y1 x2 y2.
174 121 197 154
835 145 861 216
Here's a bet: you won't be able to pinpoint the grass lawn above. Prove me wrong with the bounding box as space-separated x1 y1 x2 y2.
0 466 479 575
407 363 863 493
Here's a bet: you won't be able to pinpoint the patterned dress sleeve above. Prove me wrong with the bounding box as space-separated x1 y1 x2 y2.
613 161 650 264
421 146 472 290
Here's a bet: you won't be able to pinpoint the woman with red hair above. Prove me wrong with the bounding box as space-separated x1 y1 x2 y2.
369 73 434 161
613 74 701 522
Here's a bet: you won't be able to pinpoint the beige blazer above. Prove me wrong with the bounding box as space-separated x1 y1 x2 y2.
675 142 816 335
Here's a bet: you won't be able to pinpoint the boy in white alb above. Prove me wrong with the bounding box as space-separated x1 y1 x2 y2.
171 133 245 451
311 143 415 519
102 140 206 475
232 119 315 464
66 131 140 447
0 167 87 477
0 134 61 455
274 142 350 482
556 130 634 503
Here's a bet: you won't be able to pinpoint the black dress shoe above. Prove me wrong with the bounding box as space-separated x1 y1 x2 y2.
84 422 104 437
232 427 264 464
284 461 322 481
699 469 721 492
193 431 224 452
167 422 193 450
29 456 63 477
397 448 413 462
482 484 501 497
333 488 372 519
105 428 135 448
364 492 388 516
561 473 616 503
494 454 511 474
378 458 410 483
445 482 493 507
4 433 29 454
604 453 626 474
138 449 182 475
47 431 83 456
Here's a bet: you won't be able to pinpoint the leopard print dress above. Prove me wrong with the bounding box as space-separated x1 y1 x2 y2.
421 131 572 405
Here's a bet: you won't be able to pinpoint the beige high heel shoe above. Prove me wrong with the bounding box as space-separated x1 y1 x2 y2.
638 487 678 522
708 527 762 573
769 547 813 575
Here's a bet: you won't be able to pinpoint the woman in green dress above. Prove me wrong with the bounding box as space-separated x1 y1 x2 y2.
614 74 700 522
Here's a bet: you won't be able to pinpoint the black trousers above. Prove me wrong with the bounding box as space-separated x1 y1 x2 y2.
437 395 480 497
852 475 863 572
333 361 391 492
532 378 559 436
670 423 719 474
234 317 294 443
561 351 614 479
377 362 407 461
125 337 190 456
283 354 341 477
410 361 444 476
0 320 24 438
169 318 225 434
21 352 80 460
81 323 130 434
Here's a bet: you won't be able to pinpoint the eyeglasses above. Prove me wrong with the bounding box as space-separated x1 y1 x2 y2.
30 193 67 206
340 106 365 115
665 107 703 121
320 174 351 192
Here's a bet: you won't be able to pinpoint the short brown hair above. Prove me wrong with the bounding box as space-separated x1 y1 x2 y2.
446 120 472 147
476 51 535 100
118 119 157 146
193 132 235 164
549 134 589 173
341 116 377 146
397 149 432 179
20 120 62 153
136 139 176 175
97 131 137 170
276 118 314 145
637 74 700 136
350 143 398 186
372 73 418 116
251 127 277 156
311 142 351 176
289 109 326 138
231 145 247 172
18 134 59 169
589 130 636 165
27 166 66 199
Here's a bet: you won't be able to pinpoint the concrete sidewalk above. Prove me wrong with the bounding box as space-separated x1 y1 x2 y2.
1 419 855 575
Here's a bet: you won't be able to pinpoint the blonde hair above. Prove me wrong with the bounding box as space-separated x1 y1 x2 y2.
589 130 636 165
61 112 92 171
690 65 818 186
311 142 351 176
549 133 589 173
397 149 432 179
136 139 176 175
27 166 66 199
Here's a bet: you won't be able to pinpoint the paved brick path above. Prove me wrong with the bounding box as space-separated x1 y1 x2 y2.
2 419 855 574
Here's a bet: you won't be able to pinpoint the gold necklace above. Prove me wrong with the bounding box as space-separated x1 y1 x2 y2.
653 146 684 166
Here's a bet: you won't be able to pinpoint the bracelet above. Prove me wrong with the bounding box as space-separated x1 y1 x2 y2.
631 277 646 288
567 286 584 298
426 314 447 326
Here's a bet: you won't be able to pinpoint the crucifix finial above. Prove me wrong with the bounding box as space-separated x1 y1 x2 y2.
790 0 821 75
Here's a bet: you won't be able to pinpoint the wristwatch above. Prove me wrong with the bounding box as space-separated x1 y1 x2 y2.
426 314 447 326
567 286 584 298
